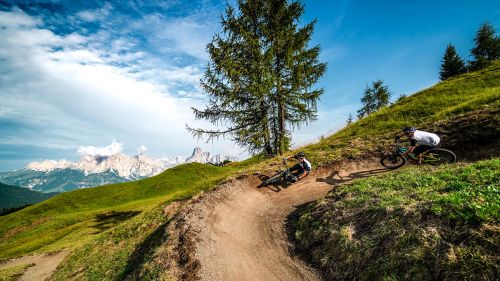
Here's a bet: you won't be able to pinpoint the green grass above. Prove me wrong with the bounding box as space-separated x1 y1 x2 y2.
0 263 34 281
297 60 500 165
0 182 58 210
0 162 253 260
51 202 172 281
1 61 498 280
294 159 500 280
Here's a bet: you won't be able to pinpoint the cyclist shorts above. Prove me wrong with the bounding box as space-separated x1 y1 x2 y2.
414 145 435 155
289 163 305 175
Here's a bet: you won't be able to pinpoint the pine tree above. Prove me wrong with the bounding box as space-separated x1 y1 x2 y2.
187 0 326 156
187 1 273 155
346 113 353 125
439 44 466 80
469 22 499 71
372 80 390 109
357 80 391 118
396 94 407 103
357 84 374 119
260 0 326 155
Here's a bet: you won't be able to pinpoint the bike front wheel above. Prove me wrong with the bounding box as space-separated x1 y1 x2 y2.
380 154 406 169
423 148 457 165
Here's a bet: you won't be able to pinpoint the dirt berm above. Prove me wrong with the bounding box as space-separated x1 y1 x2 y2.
167 159 386 281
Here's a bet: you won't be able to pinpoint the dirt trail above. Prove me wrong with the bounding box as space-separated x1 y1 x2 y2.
0 250 68 281
176 160 386 281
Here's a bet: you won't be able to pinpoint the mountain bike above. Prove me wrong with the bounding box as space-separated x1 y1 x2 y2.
259 158 297 187
380 137 456 169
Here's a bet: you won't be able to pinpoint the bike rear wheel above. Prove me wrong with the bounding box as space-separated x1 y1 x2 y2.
423 148 456 165
380 154 406 169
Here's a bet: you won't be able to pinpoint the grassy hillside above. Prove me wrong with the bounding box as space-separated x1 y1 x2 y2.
50 61 499 280
1 61 498 280
298 60 500 165
294 159 499 280
286 62 499 281
0 182 57 210
0 161 257 260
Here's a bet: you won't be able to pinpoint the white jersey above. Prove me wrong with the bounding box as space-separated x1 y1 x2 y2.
412 130 440 146
303 158 312 171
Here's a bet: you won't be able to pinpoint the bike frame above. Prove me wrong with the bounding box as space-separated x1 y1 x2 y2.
394 138 407 156
394 139 438 163
280 159 293 180
264 159 293 185
281 158 291 171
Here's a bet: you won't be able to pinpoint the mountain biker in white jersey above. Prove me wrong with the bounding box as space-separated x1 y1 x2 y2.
285 152 312 183
400 126 440 164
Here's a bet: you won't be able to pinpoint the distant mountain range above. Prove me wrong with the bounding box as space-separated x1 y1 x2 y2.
0 147 238 193
185 147 239 164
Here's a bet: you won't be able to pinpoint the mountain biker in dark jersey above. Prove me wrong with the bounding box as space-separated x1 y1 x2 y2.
399 126 440 164
285 152 312 183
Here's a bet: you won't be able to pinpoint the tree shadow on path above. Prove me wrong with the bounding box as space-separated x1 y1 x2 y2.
316 168 388 186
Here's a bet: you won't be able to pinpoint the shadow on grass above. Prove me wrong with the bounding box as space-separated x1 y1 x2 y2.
285 201 324 277
316 168 388 186
93 210 141 233
117 220 170 281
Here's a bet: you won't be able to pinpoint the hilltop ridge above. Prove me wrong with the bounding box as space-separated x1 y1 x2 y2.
0 182 57 210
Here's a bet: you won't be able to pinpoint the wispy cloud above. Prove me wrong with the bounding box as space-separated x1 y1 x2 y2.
136 13 216 61
0 5 237 170
75 3 112 23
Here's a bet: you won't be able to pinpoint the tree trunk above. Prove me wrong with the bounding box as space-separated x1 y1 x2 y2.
276 54 285 155
272 103 279 154
261 100 273 155
278 99 285 155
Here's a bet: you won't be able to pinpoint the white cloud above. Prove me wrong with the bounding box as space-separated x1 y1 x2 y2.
133 12 217 61
0 8 241 164
137 145 148 154
77 139 124 156
0 7 40 27
76 3 112 22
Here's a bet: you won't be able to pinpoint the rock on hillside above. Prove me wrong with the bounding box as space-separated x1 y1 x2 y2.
185 147 239 164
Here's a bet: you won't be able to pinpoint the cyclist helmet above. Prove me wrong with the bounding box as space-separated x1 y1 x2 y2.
295 152 306 158
403 126 416 133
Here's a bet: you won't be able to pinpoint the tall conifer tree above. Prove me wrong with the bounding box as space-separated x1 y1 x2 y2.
357 84 374 119
469 22 499 71
439 44 466 80
346 113 353 125
187 1 273 155
262 0 326 155
357 80 391 118
188 0 326 156
372 80 390 109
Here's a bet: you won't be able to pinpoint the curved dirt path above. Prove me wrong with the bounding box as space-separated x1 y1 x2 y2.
0 250 68 281
176 160 386 281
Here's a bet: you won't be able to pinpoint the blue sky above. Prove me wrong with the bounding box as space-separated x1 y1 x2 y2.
0 0 499 171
